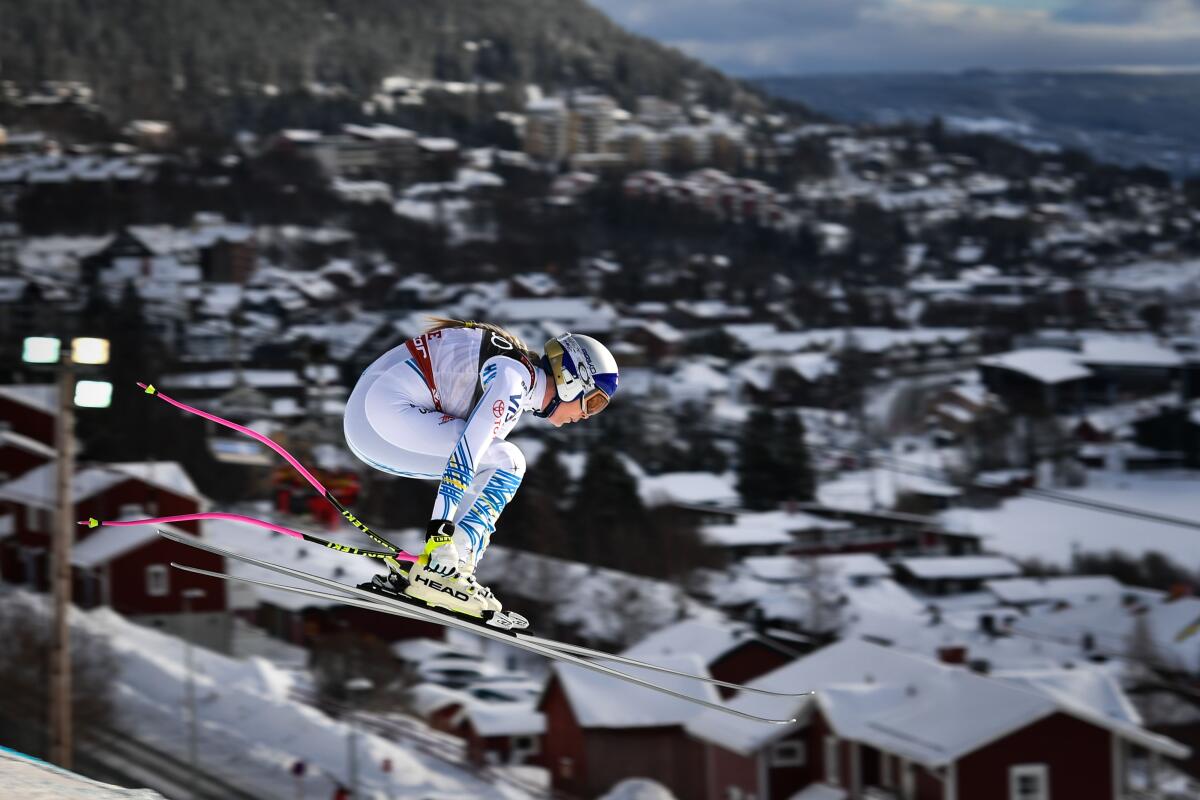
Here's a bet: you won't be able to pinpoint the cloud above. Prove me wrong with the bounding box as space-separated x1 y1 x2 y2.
587 0 1200 74
599 0 881 41
1054 0 1200 25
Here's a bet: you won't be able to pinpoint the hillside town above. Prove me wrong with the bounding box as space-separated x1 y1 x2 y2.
3 72 1200 800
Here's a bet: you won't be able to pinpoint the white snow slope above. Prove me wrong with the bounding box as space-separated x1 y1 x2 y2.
0 747 164 799
0 589 533 800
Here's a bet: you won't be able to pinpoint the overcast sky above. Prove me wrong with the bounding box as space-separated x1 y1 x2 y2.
587 0 1200 75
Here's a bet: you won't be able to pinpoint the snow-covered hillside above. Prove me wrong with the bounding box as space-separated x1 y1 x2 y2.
0 589 535 800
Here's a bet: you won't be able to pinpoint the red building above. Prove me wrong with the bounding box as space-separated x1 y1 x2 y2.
0 460 231 651
0 384 56 482
0 427 55 483
538 653 719 799
621 618 799 699
686 638 1189 800
460 704 544 768
622 320 685 364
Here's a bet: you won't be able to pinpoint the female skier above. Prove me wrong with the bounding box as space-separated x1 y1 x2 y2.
343 319 619 622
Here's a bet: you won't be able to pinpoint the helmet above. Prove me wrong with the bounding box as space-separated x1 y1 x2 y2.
540 333 619 417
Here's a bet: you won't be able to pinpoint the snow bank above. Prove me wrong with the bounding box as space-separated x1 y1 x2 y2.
599 777 679 800
0 747 164 799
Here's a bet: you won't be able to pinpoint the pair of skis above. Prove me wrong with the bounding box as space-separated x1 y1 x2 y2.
88 384 808 724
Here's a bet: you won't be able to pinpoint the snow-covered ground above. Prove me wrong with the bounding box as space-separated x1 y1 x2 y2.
0 747 163 800
0 589 534 800
942 470 1200 567
1088 258 1200 299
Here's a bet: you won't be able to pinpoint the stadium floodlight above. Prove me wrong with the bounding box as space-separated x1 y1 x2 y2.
71 337 110 365
22 336 61 364
74 380 114 409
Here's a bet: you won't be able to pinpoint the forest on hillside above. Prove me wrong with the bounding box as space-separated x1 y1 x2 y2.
0 0 768 130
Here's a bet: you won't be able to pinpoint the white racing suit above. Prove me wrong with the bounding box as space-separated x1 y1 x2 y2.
343 325 543 570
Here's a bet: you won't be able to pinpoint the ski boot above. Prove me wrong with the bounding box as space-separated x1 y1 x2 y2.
400 521 527 629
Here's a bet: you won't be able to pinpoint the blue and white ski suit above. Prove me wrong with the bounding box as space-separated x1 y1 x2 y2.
343 325 543 567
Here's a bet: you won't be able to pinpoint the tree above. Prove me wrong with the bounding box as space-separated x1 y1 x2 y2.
495 446 572 559
737 406 781 510
568 445 648 573
776 411 816 503
1138 302 1168 334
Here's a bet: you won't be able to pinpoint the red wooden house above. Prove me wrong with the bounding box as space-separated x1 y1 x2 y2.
0 384 56 482
460 703 545 768
0 460 231 650
0 427 55 484
538 653 719 799
0 385 55 446
621 619 799 698
406 682 471 734
686 638 1189 800
622 320 685 364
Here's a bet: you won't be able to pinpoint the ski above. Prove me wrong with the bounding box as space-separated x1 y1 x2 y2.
509 633 810 700
160 530 804 724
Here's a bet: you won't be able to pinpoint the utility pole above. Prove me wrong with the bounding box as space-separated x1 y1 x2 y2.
50 354 76 768
24 334 113 770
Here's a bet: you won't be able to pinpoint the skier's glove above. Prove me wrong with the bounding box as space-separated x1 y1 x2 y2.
422 519 460 578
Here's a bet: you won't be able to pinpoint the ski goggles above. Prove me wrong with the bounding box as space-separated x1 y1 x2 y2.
579 386 612 417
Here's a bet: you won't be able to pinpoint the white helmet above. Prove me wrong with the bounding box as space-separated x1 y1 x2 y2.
540 333 619 416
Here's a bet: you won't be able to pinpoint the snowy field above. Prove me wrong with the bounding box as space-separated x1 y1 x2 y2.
942 470 1200 568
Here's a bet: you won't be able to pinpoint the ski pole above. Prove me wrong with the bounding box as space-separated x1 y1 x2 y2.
137 382 409 572
79 512 417 563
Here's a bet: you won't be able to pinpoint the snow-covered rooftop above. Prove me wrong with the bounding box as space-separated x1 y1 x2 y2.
0 384 58 415
549 653 718 729
488 297 618 332
978 348 1092 384
621 619 767 665
985 576 1126 605
1078 336 1183 368
685 638 1186 765
0 429 56 459
740 553 893 584
940 471 1200 568
898 556 1021 580
464 703 545 737
72 524 165 568
639 471 739 508
0 461 202 510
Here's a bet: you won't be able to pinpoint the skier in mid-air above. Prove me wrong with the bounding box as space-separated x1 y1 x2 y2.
124 323 800 719
342 319 619 621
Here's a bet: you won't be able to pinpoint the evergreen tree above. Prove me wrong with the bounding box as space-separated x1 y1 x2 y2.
568 445 647 572
776 411 816 502
77 281 159 461
736 406 781 510
496 446 572 559
686 431 729 474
